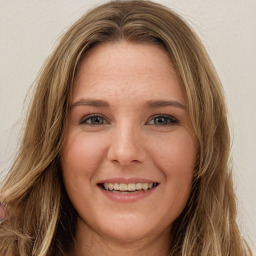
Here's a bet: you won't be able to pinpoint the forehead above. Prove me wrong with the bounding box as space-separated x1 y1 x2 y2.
72 41 185 105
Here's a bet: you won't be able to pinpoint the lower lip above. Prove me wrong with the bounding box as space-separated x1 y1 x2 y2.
99 187 157 203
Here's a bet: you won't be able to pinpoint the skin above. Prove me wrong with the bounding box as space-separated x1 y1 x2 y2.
61 41 198 256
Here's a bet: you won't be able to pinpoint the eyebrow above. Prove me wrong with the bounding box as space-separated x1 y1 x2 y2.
145 100 186 109
71 99 186 109
71 99 110 108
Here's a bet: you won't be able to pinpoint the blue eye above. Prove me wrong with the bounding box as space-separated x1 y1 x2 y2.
80 115 108 125
148 115 179 125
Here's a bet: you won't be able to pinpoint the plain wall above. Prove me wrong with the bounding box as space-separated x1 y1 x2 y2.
0 0 255 251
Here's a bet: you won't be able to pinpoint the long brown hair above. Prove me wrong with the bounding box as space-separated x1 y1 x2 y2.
0 1 252 255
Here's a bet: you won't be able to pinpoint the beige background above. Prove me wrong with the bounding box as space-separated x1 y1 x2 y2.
0 0 255 251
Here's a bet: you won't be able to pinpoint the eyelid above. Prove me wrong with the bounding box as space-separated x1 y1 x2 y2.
146 114 179 125
80 113 110 125
78 113 179 126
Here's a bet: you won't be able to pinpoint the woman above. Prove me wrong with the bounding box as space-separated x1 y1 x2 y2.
0 0 252 255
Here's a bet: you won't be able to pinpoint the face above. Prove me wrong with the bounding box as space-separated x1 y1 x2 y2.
61 41 197 244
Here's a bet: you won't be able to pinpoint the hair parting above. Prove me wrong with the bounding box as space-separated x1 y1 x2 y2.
0 1 252 255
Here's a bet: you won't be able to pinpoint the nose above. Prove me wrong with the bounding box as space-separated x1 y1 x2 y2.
107 125 146 166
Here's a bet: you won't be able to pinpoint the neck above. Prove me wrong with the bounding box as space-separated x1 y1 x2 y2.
73 218 170 256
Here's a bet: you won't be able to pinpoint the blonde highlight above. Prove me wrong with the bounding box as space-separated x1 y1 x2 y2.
0 1 252 255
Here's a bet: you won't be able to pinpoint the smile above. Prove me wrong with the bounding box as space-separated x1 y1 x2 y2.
99 182 159 192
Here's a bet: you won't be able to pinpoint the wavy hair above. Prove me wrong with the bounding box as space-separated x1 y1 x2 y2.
0 1 252 255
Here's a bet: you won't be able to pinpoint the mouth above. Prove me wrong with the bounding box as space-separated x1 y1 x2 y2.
98 182 159 193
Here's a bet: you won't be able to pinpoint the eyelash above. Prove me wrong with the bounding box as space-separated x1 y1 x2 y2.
79 114 179 126
80 114 109 125
147 114 179 126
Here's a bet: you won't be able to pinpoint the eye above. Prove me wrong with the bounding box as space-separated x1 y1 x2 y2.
147 115 179 125
80 114 109 125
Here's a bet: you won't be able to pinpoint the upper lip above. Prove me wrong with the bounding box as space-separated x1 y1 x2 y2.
98 177 159 184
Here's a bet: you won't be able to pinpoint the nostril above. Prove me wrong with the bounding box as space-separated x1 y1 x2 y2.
107 144 146 166
106 130 146 166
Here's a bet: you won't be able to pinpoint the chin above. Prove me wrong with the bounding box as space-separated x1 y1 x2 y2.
94 213 165 243
102 226 151 243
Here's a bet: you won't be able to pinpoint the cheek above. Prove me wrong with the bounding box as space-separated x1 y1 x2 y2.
150 129 197 209
164 133 196 209
61 131 108 210
151 130 197 176
142 130 197 228
62 131 107 177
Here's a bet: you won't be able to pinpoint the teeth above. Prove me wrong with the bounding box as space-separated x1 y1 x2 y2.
135 183 142 190
120 183 128 191
127 183 135 191
142 183 148 190
102 182 156 192
108 183 114 191
114 183 120 191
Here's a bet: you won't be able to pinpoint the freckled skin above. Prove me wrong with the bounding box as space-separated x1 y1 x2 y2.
61 41 198 255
